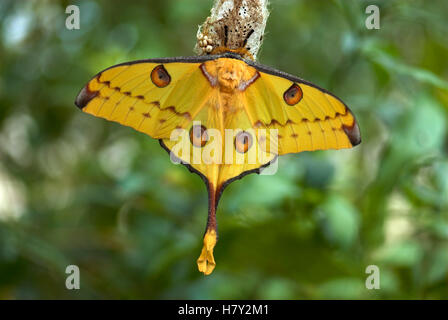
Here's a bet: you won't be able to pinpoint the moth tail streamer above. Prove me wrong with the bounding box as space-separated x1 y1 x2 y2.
197 182 218 275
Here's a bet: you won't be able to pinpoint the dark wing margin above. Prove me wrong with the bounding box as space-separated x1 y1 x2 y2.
158 140 278 207
74 54 225 111
245 59 362 147
74 52 361 146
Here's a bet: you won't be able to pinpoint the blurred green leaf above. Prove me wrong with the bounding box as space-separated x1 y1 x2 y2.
316 195 360 249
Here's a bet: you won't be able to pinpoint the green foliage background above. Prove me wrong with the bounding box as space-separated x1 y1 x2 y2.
0 0 447 299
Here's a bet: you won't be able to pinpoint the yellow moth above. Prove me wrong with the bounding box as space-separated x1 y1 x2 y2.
75 0 361 275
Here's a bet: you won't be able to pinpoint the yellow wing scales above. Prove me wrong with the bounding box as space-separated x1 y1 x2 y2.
76 56 359 193
75 54 361 276
77 62 211 139
244 70 359 155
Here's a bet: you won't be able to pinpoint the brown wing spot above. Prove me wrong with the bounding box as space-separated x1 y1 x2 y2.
151 65 171 88
159 119 166 124
291 133 298 138
254 120 263 128
235 131 253 154
142 112 150 118
75 84 99 110
164 105 191 120
283 83 303 106
190 124 208 147
342 120 361 146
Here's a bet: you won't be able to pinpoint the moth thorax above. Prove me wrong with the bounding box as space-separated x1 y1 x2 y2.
216 59 245 91
195 0 269 61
